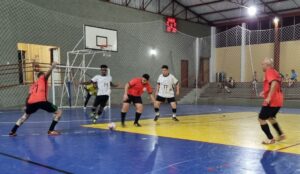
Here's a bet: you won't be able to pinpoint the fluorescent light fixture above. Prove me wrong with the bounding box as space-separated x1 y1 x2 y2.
149 49 157 56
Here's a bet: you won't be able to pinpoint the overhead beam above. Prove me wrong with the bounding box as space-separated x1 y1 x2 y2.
213 7 300 23
187 0 224 8
173 0 212 24
174 8 186 17
143 0 153 10
197 0 289 16
126 0 131 6
159 1 173 14
258 0 277 14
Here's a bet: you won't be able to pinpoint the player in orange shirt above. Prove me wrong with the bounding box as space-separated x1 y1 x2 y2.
259 57 285 144
9 62 62 136
121 74 155 127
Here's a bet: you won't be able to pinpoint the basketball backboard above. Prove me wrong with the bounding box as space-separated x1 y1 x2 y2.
84 25 117 51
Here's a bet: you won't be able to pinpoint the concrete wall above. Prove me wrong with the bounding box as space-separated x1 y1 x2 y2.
215 46 241 81
0 0 210 108
215 41 299 82
280 40 300 76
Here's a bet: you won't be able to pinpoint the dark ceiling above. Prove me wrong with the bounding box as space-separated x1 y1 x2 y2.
107 0 300 25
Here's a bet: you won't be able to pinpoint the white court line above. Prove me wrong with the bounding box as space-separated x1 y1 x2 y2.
0 111 256 124
0 119 110 124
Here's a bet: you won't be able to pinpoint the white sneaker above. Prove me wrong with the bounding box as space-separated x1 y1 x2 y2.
277 134 286 141
262 139 276 145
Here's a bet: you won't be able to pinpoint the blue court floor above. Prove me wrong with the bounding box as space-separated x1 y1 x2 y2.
0 104 300 174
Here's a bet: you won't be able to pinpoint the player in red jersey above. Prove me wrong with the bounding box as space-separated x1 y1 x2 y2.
9 62 62 136
120 74 155 127
259 57 285 144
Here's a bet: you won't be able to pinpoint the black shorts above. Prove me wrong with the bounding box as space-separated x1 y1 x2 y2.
93 95 109 108
259 106 281 120
124 95 142 104
156 95 176 103
25 101 58 115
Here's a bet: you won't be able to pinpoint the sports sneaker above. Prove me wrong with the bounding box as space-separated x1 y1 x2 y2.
134 123 142 127
172 117 179 121
48 130 60 136
154 115 159 121
89 112 95 119
262 139 276 145
277 134 286 141
121 122 126 128
9 132 17 137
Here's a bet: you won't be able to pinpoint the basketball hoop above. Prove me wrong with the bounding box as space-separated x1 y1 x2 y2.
98 44 112 57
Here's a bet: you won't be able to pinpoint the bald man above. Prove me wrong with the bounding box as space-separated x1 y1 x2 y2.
259 58 285 144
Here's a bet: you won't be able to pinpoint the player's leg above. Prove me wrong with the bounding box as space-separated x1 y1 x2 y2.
95 95 109 120
154 96 164 121
41 101 62 135
121 96 131 127
267 107 285 141
169 98 179 121
258 106 275 144
84 92 92 109
134 102 143 127
91 96 101 118
9 103 38 136
9 113 31 136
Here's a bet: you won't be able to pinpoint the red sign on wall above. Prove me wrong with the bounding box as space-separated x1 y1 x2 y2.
166 17 177 33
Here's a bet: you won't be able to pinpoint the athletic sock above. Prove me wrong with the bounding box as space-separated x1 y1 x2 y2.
11 124 19 133
272 122 283 135
134 112 142 124
49 120 58 131
154 108 160 116
172 108 177 117
261 124 274 140
121 112 127 123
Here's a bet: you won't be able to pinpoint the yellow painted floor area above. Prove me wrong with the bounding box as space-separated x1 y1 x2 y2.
83 112 300 155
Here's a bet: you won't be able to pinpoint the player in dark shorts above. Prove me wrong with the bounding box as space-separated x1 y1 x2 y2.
259 57 285 144
154 65 180 121
120 74 155 127
9 62 62 136
81 65 118 123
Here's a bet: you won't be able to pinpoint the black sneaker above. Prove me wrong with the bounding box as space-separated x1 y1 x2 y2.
121 122 126 128
172 117 179 121
134 122 142 127
9 132 17 137
154 115 159 121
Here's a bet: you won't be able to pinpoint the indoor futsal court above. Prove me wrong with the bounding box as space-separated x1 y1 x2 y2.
1 0 300 174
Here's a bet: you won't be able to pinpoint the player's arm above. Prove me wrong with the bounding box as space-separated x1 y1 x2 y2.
175 82 180 96
146 84 155 103
265 81 278 104
123 83 130 101
110 82 119 88
155 83 160 97
45 62 58 80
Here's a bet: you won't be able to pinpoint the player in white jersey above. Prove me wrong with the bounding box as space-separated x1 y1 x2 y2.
154 65 180 121
83 65 118 123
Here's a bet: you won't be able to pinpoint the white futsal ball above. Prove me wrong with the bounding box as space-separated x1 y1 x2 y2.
108 122 116 130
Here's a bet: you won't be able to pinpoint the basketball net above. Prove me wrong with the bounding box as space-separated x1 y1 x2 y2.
99 44 112 57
